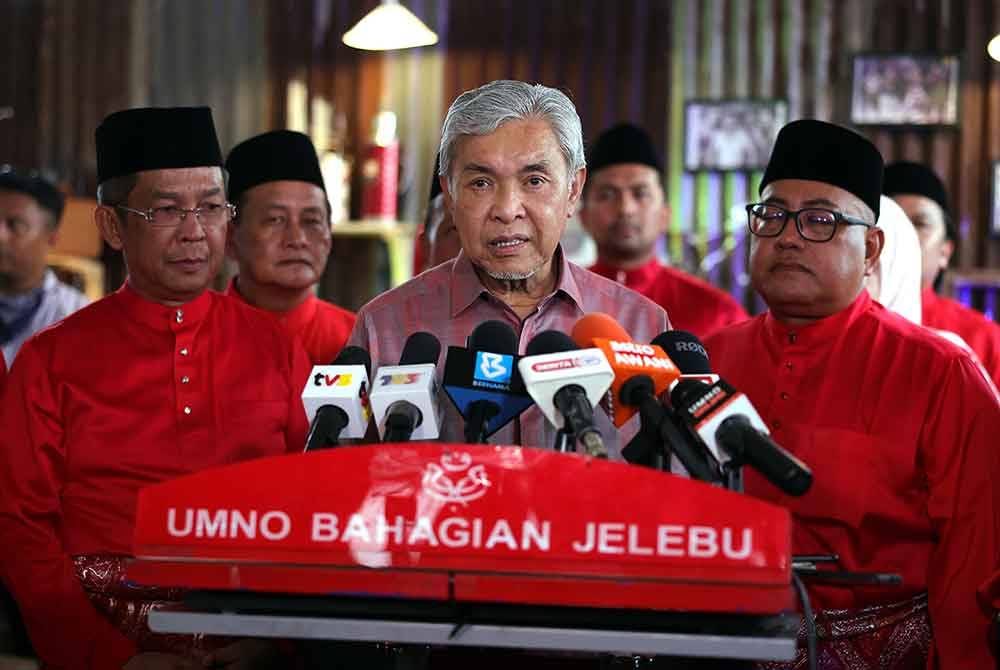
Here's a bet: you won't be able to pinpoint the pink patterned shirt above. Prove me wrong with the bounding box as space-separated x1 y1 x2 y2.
348 247 670 456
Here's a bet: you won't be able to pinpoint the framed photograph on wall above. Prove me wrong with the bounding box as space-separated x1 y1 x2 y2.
992 161 1000 237
850 53 960 127
683 99 788 172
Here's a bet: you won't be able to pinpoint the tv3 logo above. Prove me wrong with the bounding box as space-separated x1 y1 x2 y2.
378 373 422 386
474 352 513 383
313 373 352 387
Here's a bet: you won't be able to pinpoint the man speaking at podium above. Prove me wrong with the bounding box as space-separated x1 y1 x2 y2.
703 120 1000 667
348 80 668 453
0 107 310 669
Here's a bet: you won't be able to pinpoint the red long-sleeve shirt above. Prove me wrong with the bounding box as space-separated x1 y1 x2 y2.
226 279 356 365
0 284 310 669
589 259 748 339
922 287 1000 388
704 290 1000 668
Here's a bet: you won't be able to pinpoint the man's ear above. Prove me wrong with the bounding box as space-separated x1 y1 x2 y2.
225 220 240 261
659 203 672 236
95 205 124 251
863 226 884 277
566 167 587 218
440 175 454 213
939 237 955 270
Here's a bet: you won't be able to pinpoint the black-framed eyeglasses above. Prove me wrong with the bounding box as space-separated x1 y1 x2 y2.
116 203 236 229
745 203 873 243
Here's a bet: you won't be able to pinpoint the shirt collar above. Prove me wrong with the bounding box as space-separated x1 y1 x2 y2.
763 289 873 348
226 276 319 328
113 281 214 332
449 246 583 318
589 257 661 287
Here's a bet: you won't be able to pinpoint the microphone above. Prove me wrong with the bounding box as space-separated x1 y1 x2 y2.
671 379 813 496
442 320 533 443
517 330 613 458
571 312 679 427
653 330 720 387
302 346 372 451
369 332 443 442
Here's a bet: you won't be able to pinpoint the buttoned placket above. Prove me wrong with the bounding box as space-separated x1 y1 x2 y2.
770 330 804 433
172 308 197 421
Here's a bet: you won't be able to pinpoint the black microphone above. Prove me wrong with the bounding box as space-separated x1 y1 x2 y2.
671 378 813 497
442 320 533 443
518 331 613 458
303 346 372 451
370 332 443 442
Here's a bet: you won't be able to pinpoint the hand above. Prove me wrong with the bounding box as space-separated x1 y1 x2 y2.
123 652 199 670
200 639 280 669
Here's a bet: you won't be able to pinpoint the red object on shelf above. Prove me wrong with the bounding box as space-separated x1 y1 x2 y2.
360 142 399 219
128 445 793 615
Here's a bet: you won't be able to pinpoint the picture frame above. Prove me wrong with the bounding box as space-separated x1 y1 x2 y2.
850 52 961 127
683 99 788 172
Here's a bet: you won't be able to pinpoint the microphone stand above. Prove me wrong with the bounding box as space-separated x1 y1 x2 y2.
553 427 575 453
463 400 500 444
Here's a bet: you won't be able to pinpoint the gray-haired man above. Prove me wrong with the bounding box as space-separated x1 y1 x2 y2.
348 80 669 453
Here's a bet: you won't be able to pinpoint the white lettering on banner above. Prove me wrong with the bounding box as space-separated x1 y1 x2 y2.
609 341 655 356
260 511 291 540
312 513 338 541
613 352 675 370
164 510 754 560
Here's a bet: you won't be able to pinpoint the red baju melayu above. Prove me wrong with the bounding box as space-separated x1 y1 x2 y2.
921 287 1000 388
0 283 311 669
227 278 355 365
704 290 1000 669
589 258 748 339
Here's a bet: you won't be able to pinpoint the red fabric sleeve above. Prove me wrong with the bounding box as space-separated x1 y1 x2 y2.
0 343 137 669
921 355 1000 669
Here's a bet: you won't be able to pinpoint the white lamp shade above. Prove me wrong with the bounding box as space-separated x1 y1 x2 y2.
343 1 438 51
989 34 1000 63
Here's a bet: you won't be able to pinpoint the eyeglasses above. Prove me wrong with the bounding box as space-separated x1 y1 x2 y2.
746 203 873 243
116 203 236 229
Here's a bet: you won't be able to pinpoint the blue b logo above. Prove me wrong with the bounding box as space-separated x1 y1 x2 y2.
474 352 513 383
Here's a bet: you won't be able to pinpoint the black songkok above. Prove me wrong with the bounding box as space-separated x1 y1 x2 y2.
0 167 65 221
760 119 883 219
96 107 223 184
883 161 950 215
587 123 663 174
225 130 326 204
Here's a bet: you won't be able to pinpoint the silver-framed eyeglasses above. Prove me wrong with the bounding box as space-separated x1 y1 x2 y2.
746 203 873 243
116 203 236 228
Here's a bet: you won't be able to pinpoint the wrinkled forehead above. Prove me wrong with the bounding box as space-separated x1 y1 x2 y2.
134 166 226 198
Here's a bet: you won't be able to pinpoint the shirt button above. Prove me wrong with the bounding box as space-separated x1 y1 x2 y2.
175 309 184 324
772 419 782 429
780 392 790 400
183 406 192 415
181 376 190 384
788 332 797 344
180 347 189 356
785 362 794 370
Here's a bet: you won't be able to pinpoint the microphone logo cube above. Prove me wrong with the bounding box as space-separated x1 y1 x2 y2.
370 363 442 440
301 365 372 439
474 352 513 384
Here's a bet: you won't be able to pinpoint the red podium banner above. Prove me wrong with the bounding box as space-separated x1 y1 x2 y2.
129 445 793 614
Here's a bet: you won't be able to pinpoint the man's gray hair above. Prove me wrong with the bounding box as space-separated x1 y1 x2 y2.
438 80 586 188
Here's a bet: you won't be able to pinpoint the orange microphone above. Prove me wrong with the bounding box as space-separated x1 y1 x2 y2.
571 313 680 427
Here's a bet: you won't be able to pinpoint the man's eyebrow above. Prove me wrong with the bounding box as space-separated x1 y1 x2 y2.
461 163 496 176
521 161 554 174
151 187 223 200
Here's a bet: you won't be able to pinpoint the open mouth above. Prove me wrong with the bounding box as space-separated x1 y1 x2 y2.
489 236 529 253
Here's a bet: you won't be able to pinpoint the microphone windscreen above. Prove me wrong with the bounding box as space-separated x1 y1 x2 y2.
653 330 711 374
331 345 372 375
571 312 631 348
467 320 518 355
525 330 577 356
399 332 441 366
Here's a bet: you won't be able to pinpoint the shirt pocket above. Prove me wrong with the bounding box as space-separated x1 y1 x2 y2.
220 399 290 462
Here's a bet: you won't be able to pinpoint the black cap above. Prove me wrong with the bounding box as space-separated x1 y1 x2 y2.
0 166 65 221
226 130 326 204
588 123 662 174
883 161 950 215
96 107 224 183
760 119 883 219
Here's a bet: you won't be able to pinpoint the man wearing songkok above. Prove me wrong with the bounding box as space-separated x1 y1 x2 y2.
225 129 355 364
0 107 310 669
415 156 462 273
884 160 1000 386
349 80 668 454
703 119 1000 668
581 123 747 338
0 166 88 366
